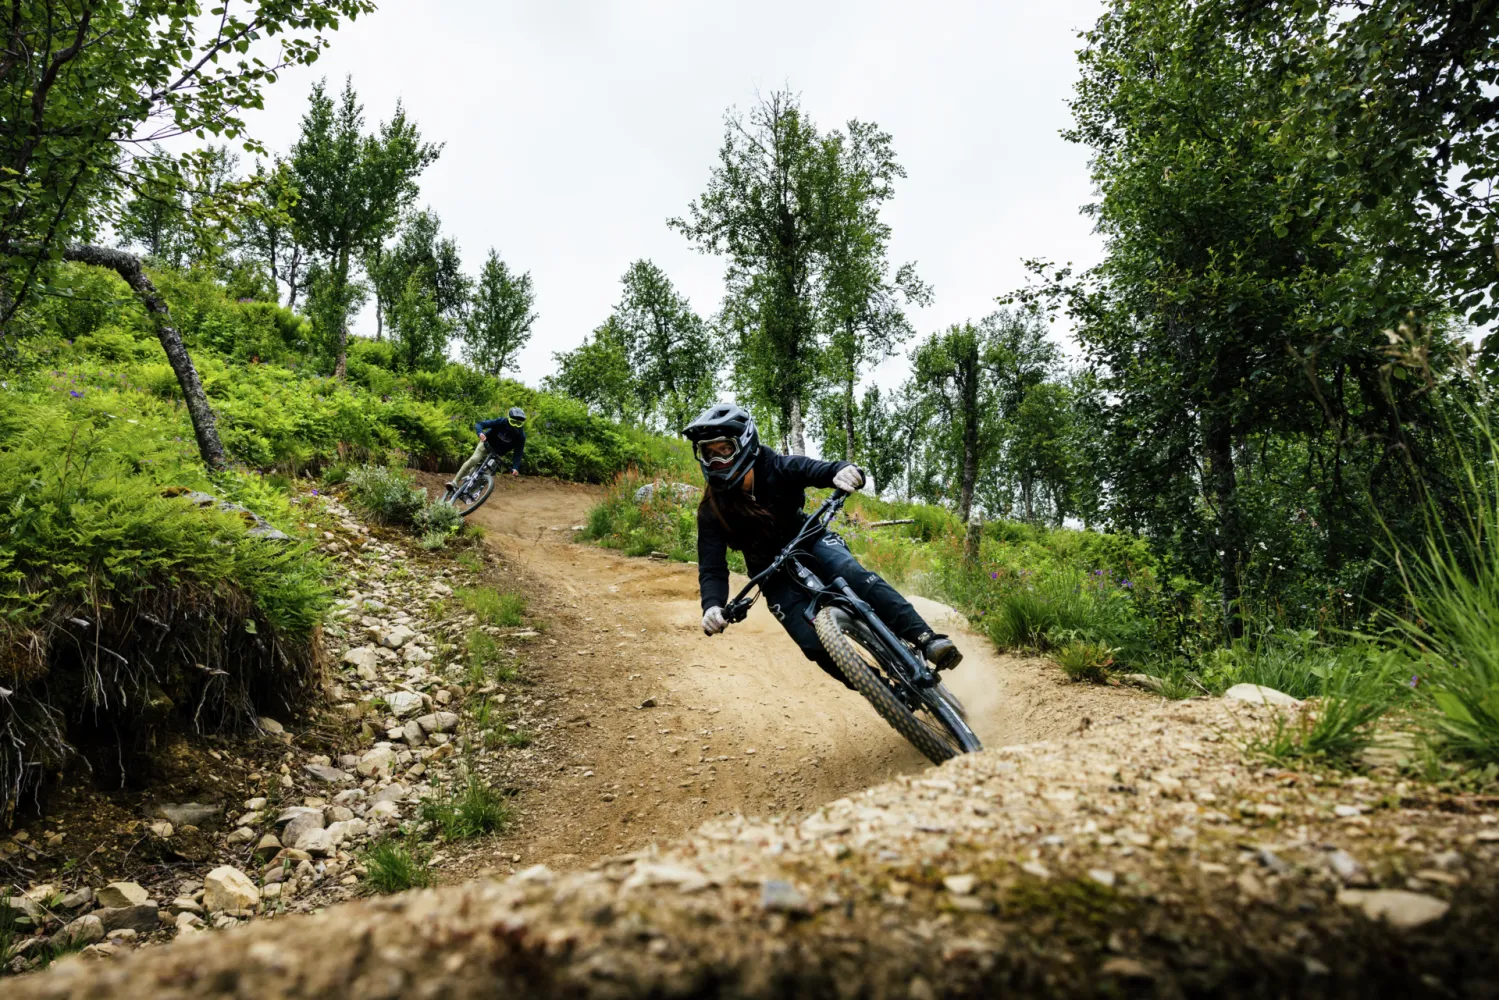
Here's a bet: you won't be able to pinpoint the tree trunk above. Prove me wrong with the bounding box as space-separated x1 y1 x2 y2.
787 396 807 456
843 374 857 462
964 513 982 564
334 323 349 379
958 417 978 527
62 244 226 470
285 245 302 310
1205 414 1243 639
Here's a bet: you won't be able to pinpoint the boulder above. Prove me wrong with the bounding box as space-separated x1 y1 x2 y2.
57 888 93 911
369 800 401 823
96 904 159 934
295 828 335 856
633 481 700 504
202 866 259 914
94 882 149 909
255 833 283 859
341 646 380 674
326 819 369 845
401 720 426 746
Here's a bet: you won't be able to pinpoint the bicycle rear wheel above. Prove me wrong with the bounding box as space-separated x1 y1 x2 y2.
814 607 981 765
446 470 495 516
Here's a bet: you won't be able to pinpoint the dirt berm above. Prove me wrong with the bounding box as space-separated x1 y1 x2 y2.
16 693 1499 998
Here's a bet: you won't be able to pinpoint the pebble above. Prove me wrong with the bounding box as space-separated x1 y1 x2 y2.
94 882 149 909
203 866 260 914
1336 889 1450 929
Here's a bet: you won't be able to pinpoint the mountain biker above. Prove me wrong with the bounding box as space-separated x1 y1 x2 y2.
684 402 962 687
449 405 526 489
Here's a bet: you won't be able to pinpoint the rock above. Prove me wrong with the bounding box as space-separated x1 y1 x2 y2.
402 645 433 664
234 811 263 828
326 819 368 845
0 895 42 925
759 879 809 913
416 712 460 735
1120 673 1168 694
225 826 256 846
175 911 205 935
638 696 658 709
1020 861 1050 880
57 888 93 911
942 874 978 896
1337 889 1449 929
203 866 260 914
94 882 149 909
265 849 313 871
1326 849 1361 882
1088 869 1117 888
337 754 362 771
332 789 368 806
381 625 416 649
105 928 138 944
622 863 710 894
373 783 409 803
257 716 286 735
255 834 283 858
303 764 354 784
342 646 380 675
154 802 220 828
1099 957 1155 982
386 691 424 718
295 828 335 856
167 898 202 916
632 482 699 504
1223 683 1302 707
96 904 158 934
325 806 355 824
402 720 426 746
147 821 173 839
58 915 104 947
357 746 396 778
369 801 401 823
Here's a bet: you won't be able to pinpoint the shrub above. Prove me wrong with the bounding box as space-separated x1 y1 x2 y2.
458 586 527 627
415 499 463 538
1054 640 1115 683
419 775 510 839
346 464 428 526
1245 653 1401 769
362 838 433 893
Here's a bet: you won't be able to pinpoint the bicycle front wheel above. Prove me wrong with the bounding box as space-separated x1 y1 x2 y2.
813 607 981 765
446 470 495 516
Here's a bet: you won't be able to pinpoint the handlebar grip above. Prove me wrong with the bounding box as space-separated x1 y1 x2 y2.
724 601 749 624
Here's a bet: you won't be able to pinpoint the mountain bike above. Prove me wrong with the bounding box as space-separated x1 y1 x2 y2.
721 490 982 765
439 454 501 516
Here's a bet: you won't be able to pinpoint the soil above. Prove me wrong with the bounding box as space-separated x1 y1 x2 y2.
426 475 1139 876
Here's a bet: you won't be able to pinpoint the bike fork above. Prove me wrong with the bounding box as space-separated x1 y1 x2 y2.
828 576 937 688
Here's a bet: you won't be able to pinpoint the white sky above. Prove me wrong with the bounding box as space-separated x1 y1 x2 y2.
241 0 1106 390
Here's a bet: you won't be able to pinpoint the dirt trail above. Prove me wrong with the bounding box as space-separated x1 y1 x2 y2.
450 476 1137 873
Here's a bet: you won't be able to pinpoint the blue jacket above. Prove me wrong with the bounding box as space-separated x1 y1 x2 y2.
475 417 526 472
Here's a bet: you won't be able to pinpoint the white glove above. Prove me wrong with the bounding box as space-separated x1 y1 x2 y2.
702 606 727 635
832 465 865 492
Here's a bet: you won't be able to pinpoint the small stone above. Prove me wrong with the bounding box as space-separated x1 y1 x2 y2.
59 915 104 947
203 866 260 914
168 898 202 916
370 800 401 822
1333 804 1363 818
1099 957 1155 982
154 802 219 828
1337 889 1449 930
402 720 426 746
416 712 460 735
326 819 368 845
638 696 658 709
373 783 409 803
357 746 396 778
1223 683 1301 706
175 911 205 934
386 691 424 718
381 625 416 649
57 888 93 911
1020 861 1050 879
296 828 336 856
147 821 174 839
942 874 978 896
95 882 149 909
1326 849 1360 881
255 833 283 858
760 879 809 913
258 717 286 735
1088 869 1117 888
303 764 353 784
1257 847 1290 874
226 826 256 846
342 646 380 674
96 904 158 934
105 928 138 943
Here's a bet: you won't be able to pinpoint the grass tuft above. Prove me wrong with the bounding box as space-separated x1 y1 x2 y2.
362 837 434 894
459 586 527 627
1054 640 1115 683
419 775 511 840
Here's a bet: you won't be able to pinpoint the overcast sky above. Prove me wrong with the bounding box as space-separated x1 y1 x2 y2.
242 0 1106 390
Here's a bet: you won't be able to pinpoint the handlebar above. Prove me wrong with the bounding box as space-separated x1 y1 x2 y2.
719 489 850 626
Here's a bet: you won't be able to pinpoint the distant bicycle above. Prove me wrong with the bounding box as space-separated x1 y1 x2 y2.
441 406 526 516
439 454 503 515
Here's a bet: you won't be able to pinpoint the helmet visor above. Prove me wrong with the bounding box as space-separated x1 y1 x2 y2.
508 414 526 427
695 437 740 468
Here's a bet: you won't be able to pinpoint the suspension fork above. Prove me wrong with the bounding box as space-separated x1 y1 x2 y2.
828 576 936 689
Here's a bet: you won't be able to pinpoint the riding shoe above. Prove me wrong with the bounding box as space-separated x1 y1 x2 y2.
917 632 963 671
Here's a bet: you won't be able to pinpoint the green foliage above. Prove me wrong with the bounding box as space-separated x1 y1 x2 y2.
1054 641 1115 683
458 587 527 628
419 775 511 840
545 318 638 423
462 249 536 377
466 632 517 683
414 500 463 550
345 465 428 526
362 838 434 893
1245 654 1401 769
583 469 701 562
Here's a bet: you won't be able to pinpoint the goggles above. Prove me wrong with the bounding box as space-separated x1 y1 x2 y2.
694 436 740 468
508 415 526 427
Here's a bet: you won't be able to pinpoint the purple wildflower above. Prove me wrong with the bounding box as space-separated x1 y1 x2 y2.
69 390 83 398
1409 674 1420 689
990 572 998 580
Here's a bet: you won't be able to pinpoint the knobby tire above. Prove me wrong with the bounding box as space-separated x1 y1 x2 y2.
446 470 496 516
813 607 981 765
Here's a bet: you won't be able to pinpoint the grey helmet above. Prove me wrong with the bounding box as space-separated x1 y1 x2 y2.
506 406 526 428
682 402 758 491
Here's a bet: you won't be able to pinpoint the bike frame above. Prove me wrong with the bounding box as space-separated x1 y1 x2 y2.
450 453 500 498
722 491 938 695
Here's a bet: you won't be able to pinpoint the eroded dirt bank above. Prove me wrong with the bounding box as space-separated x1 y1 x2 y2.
453 475 1135 871
15 693 1499 999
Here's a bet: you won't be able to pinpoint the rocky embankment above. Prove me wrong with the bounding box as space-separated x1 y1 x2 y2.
1 493 540 972
12 694 1499 998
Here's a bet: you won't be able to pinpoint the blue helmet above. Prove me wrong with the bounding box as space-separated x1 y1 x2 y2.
682 403 758 491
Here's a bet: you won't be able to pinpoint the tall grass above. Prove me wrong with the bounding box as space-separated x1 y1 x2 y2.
458 586 527 627
1388 406 1499 763
1245 652 1403 768
363 838 433 893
